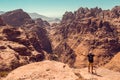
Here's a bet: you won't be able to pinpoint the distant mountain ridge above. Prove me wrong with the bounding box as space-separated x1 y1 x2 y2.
28 13 51 20
0 11 5 15
0 11 60 23
28 13 60 23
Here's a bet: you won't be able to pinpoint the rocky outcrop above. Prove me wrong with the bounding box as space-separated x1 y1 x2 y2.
61 11 75 24
74 7 102 19
4 60 120 80
61 6 119 22
35 18 50 27
0 9 53 72
49 6 120 68
4 60 79 80
111 6 120 18
1 9 50 28
1 9 52 52
0 16 5 26
1 9 52 53
0 26 45 71
0 46 19 71
0 22 53 72
1 9 32 27
110 18 120 43
105 52 120 72
53 42 76 67
66 18 119 67
23 24 52 53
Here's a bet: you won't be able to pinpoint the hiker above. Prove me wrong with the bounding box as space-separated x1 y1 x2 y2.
87 51 95 74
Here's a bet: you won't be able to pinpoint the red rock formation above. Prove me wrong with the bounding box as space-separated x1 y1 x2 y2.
35 18 50 27
0 9 52 76
61 11 75 24
49 6 120 68
53 42 76 67
1 9 31 27
1 9 52 53
0 16 5 26
0 26 45 71
105 52 120 72
111 6 120 18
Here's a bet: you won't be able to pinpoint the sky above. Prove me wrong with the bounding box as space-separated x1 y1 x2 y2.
0 0 120 18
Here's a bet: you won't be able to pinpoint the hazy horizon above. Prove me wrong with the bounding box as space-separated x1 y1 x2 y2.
0 0 120 18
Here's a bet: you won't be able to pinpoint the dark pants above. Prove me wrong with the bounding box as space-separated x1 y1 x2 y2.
88 62 93 73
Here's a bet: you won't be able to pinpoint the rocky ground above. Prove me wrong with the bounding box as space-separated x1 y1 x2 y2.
4 60 79 80
105 52 120 72
75 67 120 80
2 60 120 80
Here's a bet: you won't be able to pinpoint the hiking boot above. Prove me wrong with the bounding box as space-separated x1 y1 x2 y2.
92 72 94 74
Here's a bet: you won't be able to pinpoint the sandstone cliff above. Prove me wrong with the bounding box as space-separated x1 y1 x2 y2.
49 6 120 68
0 10 52 72
1 9 31 27
0 26 46 71
105 52 120 72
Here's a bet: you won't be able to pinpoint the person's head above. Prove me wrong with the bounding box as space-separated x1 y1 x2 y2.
89 50 93 53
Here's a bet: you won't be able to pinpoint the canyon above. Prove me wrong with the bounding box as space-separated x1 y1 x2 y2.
0 6 120 80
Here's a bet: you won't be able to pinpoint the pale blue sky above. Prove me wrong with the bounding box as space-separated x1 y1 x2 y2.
0 0 120 17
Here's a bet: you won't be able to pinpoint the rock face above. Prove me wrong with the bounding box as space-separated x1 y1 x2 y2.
0 16 5 26
0 26 45 71
0 46 19 71
35 18 50 27
105 52 120 72
0 9 52 53
111 6 120 18
1 9 31 27
61 11 75 24
0 9 52 71
53 42 76 67
49 6 120 68
4 60 78 80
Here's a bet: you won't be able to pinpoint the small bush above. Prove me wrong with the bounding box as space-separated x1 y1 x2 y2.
0 71 9 77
